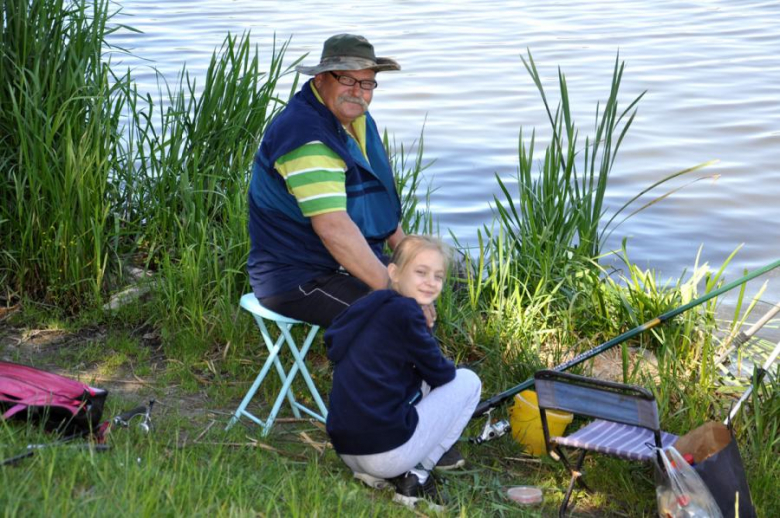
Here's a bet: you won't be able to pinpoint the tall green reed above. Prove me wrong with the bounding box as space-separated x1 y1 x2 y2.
587 245 738 386
487 52 645 293
1 0 124 309
117 34 297 249
0 0 302 352
741 367 780 515
115 34 296 353
443 51 735 400
489 51 714 297
386 129 434 236
448 51 642 347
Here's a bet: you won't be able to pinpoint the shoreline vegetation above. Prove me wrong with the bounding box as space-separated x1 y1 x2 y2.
1 1 778 516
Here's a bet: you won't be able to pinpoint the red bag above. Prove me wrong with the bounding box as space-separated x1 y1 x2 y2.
0 361 108 434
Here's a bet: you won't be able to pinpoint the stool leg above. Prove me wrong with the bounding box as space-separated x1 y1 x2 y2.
265 321 302 419
230 303 327 435
280 324 328 421
226 329 286 430
262 329 306 436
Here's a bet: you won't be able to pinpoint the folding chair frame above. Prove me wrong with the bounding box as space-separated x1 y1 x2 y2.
534 369 666 517
226 294 328 436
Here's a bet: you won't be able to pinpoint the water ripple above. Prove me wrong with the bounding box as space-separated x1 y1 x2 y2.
108 0 780 301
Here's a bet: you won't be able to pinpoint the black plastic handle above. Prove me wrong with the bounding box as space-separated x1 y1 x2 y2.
114 405 148 426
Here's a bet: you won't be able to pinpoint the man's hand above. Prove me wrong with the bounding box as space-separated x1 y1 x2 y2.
387 224 406 252
422 303 437 329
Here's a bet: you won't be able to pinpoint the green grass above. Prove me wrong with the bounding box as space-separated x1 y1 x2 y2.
1 0 778 516
0 366 636 517
2 287 778 516
741 366 780 516
1 0 125 310
5 356 773 517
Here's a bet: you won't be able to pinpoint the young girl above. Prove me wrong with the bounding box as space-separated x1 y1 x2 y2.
324 235 482 507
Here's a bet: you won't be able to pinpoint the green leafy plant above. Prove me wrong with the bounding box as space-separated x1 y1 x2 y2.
1 0 125 309
489 51 714 297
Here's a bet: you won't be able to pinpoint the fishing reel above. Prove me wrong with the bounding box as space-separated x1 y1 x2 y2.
113 399 155 433
471 410 510 444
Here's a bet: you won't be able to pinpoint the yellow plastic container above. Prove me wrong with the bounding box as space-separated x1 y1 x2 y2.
510 390 573 456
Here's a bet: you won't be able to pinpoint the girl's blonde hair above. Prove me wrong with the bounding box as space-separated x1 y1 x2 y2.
389 234 450 273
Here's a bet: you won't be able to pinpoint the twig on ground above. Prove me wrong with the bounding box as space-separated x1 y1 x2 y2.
298 431 330 454
3 335 22 347
190 440 304 459
213 380 263 385
87 376 152 385
178 437 306 460
0 305 20 322
205 409 234 417
23 329 65 341
504 456 542 464
194 420 217 443
133 373 156 388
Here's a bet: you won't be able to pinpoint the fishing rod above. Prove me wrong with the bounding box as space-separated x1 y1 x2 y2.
472 258 780 429
725 338 780 425
714 300 780 366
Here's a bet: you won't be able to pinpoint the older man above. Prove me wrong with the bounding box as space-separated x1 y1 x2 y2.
247 34 412 327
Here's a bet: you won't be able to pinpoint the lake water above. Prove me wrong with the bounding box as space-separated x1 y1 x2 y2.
107 0 780 308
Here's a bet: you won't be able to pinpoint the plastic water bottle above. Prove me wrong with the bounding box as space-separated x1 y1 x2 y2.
670 494 711 518
658 490 711 518
657 485 676 517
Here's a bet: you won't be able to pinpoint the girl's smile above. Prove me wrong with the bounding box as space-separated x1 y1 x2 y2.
388 248 445 306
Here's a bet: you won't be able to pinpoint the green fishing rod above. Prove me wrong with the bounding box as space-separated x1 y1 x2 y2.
472 258 780 418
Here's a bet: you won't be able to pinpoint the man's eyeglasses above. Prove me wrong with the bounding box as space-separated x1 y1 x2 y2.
329 72 378 91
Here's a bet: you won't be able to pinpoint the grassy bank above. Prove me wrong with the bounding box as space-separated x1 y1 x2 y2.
1 1 778 516
2 289 778 517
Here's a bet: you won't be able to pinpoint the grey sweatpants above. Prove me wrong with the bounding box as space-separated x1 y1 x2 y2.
340 368 482 479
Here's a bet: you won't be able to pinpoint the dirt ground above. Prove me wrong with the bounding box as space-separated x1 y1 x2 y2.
3 300 773 430
0 305 215 426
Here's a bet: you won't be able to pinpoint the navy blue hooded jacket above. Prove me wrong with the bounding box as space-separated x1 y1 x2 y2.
324 290 456 455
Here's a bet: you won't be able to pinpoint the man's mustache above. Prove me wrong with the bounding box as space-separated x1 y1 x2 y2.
337 95 368 110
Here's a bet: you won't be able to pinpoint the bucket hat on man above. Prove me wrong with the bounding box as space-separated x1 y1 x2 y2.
296 34 401 75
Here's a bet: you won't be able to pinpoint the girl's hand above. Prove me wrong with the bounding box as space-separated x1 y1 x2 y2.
422 303 437 329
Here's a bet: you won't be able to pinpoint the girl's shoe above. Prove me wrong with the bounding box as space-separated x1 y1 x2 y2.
353 471 390 490
435 446 465 470
390 471 447 509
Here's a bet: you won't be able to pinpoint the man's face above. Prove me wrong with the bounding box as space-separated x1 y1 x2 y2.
315 69 376 126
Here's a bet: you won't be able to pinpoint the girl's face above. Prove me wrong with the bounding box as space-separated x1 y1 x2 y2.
388 248 446 306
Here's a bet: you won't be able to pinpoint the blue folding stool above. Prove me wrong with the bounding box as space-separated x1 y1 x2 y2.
226 293 328 435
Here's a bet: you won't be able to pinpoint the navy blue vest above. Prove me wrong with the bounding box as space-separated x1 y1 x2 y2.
248 80 401 298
